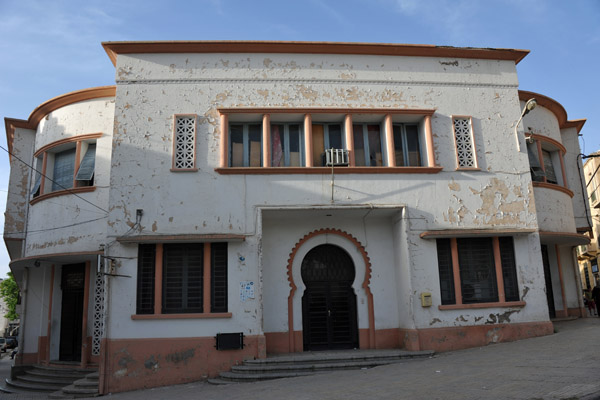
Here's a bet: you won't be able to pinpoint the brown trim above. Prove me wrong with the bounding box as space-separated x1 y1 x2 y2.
171 114 198 170
131 312 232 320
526 133 567 154
450 238 462 304
420 228 536 239
73 142 82 189
423 115 436 167
46 265 55 365
262 114 271 167
519 91 586 132
102 41 529 67
215 166 443 175
384 115 395 167
29 186 96 206
286 228 375 352
577 226 593 234
538 231 591 245
344 115 354 167
203 243 211 314
555 245 568 316
4 118 30 158
532 181 574 198
34 133 102 161
154 244 163 315
117 233 246 243
304 114 313 167
439 301 526 310
493 237 505 303
220 113 228 168
81 261 91 368
219 107 437 115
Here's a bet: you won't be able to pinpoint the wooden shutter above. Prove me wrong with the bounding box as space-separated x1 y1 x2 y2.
499 237 520 302
163 244 203 313
136 244 155 314
436 239 456 305
211 242 228 313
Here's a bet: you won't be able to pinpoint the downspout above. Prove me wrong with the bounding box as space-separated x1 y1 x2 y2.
17 267 28 366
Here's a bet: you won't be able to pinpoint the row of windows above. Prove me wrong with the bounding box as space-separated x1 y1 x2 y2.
437 236 520 306
136 242 228 315
172 112 478 171
31 139 97 200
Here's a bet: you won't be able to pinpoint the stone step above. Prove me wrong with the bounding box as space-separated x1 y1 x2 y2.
17 373 75 385
232 358 413 374
28 368 91 379
61 384 99 396
244 350 434 366
6 377 63 392
219 371 315 382
72 377 99 388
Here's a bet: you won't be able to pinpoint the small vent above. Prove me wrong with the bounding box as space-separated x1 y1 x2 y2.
325 149 349 166
215 332 244 350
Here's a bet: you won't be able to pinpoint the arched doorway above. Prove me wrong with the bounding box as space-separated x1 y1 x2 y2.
301 244 359 350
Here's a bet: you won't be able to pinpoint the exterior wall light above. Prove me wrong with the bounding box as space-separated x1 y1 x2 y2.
515 98 537 151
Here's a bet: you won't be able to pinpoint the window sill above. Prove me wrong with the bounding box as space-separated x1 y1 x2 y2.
532 182 574 198
170 168 198 172
30 186 96 205
131 312 232 320
438 301 526 310
215 166 443 175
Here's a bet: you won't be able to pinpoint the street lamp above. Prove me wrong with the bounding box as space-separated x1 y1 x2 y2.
514 98 537 151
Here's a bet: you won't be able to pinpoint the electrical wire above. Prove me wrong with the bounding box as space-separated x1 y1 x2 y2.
0 144 108 214
0 188 106 215
6 216 107 235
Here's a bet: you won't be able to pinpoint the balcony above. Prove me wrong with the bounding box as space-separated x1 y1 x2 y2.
577 242 598 260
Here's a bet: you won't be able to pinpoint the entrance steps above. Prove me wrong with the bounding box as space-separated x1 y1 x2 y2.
208 349 434 384
1 364 98 398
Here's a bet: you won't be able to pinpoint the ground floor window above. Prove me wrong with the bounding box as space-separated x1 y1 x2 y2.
136 242 228 315
436 236 520 306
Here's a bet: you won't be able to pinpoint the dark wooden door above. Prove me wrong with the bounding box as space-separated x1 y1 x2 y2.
301 244 358 351
59 264 85 361
541 245 556 319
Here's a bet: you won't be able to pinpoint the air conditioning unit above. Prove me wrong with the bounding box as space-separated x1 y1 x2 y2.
325 149 349 167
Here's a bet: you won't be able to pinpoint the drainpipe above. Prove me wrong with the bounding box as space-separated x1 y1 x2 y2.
17 267 28 366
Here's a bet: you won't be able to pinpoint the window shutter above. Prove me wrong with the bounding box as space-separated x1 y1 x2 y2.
211 242 228 313
31 171 41 196
136 244 156 314
436 239 456 305
163 244 203 313
76 144 96 181
499 237 520 302
52 148 76 191
457 238 498 303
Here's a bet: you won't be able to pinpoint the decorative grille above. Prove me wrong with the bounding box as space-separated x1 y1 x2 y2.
92 272 105 356
174 116 196 169
453 117 476 168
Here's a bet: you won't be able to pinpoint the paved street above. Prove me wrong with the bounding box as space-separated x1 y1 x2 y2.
2 318 600 399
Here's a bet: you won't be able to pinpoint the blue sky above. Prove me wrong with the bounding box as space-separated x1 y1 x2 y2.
0 0 599 278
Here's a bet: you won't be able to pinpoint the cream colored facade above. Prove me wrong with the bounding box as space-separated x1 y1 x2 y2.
578 154 600 292
3 41 590 394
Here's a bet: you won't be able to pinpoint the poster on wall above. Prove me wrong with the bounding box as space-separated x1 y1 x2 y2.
240 281 255 302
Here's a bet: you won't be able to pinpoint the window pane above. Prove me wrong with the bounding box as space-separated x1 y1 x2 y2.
436 239 456 305
499 237 519 302
367 125 383 166
76 144 96 182
288 124 302 167
327 124 342 149
163 244 203 313
230 125 244 167
457 238 498 304
248 124 262 167
542 150 558 184
393 125 405 166
211 243 228 313
353 124 366 166
527 142 545 182
271 124 285 167
137 244 156 314
405 125 421 166
52 148 76 191
31 156 43 197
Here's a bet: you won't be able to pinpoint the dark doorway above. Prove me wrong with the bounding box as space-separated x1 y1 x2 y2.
541 245 556 319
59 263 85 361
301 244 358 351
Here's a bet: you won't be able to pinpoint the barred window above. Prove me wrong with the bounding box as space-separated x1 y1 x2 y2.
173 115 196 170
452 117 477 168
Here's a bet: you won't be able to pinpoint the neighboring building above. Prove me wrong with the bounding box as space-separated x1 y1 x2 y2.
3 41 590 394
577 153 600 291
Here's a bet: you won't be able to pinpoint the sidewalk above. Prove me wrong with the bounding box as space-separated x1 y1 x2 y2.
3 318 600 399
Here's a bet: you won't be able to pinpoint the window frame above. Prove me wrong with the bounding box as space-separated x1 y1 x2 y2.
229 122 263 167
392 122 422 167
132 242 231 319
270 122 305 167
436 236 525 310
30 133 101 205
353 123 385 167
172 114 198 172
525 133 572 197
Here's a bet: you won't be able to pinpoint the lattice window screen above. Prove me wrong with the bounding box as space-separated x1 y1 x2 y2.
453 118 476 168
92 272 105 356
174 116 196 169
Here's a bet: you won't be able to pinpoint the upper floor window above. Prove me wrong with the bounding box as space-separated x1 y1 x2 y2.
393 123 421 166
452 117 478 169
312 123 343 167
271 123 304 167
526 134 568 191
230 123 262 167
353 124 384 167
173 115 197 170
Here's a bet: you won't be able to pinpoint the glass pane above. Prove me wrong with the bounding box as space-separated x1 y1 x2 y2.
436 239 456 305
499 237 519 302
327 124 342 149
271 124 285 167
367 125 383 166
248 124 262 167
52 148 76 191
393 125 405 166
542 150 558 184
76 144 96 181
31 156 43 196
527 142 545 182
353 124 366 166
288 124 301 167
230 125 244 167
457 238 498 304
405 125 421 166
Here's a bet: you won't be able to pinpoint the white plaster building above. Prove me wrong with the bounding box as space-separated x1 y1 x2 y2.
3 41 590 394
